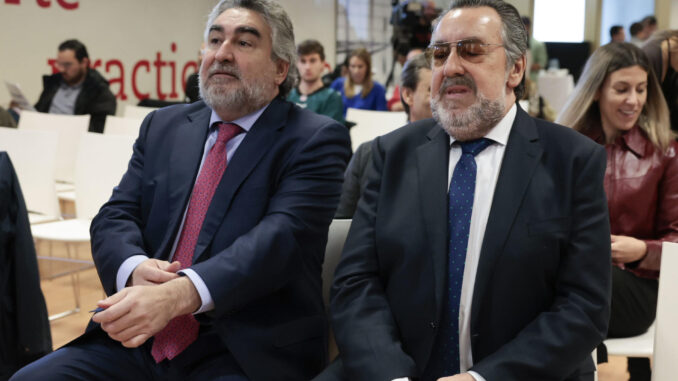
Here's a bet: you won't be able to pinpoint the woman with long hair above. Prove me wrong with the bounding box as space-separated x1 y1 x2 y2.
558 42 678 381
330 48 387 116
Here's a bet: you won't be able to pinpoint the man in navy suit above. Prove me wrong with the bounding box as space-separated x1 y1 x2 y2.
12 1 350 380
321 1 611 381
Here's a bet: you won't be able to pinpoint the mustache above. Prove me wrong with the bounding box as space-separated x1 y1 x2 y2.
438 75 477 96
206 63 241 79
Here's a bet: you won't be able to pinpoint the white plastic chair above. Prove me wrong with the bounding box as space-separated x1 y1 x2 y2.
652 242 678 380
0 127 60 224
123 104 157 119
31 133 135 319
104 115 143 136
322 218 352 361
345 108 408 152
17 111 90 184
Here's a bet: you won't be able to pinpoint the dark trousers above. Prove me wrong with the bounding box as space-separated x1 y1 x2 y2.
608 267 658 381
9 327 248 381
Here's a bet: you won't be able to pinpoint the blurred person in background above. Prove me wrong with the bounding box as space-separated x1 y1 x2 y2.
643 30 678 132
610 25 626 43
331 48 387 116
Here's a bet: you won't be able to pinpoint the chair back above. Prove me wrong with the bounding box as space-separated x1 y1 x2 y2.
17 111 89 183
0 127 59 218
74 133 135 219
652 242 678 380
346 108 408 152
123 105 157 119
104 115 143 136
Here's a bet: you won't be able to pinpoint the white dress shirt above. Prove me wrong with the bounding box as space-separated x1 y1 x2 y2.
115 104 269 314
394 104 517 381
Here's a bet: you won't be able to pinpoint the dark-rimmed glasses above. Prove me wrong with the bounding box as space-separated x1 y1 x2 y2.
425 39 504 66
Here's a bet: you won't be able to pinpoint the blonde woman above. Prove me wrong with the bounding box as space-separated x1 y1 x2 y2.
330 48 387 116
558 42 678 381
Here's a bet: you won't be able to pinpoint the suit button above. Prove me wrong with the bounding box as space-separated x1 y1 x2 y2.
430 321 437 329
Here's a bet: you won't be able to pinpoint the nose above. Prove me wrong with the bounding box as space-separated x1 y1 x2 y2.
214 40 235 63
625 90 640 106
442 47 464 78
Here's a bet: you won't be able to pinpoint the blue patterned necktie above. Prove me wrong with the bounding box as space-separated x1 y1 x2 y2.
424 138 492 379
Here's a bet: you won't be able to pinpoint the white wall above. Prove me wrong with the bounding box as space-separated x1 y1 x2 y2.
0 0 336 111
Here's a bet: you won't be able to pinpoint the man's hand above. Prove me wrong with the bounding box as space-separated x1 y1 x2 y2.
611 234 647 264
92 276 201 348
129 259 181 286
438 373 476 381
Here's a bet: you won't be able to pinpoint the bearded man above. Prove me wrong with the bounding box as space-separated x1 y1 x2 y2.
11 0 350 380
319 1 611 380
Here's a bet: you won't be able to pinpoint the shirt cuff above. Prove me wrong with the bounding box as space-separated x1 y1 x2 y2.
391 378 411 381
469 370 486 381
116 255 149 292
179 268 215 314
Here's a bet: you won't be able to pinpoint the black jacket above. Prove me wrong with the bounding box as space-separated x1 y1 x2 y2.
34 69 116 133
0 152 52 380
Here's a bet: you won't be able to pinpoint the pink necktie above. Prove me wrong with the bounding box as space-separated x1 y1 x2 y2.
151 122 242 363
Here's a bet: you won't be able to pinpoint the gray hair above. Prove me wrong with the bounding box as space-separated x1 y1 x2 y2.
205 0 298 98
433 0 528 99
399 53 430 116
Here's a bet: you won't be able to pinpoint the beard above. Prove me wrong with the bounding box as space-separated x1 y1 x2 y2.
431 75 506 141
199 62 276 116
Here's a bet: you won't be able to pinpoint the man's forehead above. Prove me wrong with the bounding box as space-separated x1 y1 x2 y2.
57 49 77 60
432 6 502 42
211 7 271 37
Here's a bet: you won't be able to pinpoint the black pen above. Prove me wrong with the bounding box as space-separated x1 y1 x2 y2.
89 307 105 314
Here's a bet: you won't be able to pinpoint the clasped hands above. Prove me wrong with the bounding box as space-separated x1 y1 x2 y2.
611 234 647 264
92 259 201 348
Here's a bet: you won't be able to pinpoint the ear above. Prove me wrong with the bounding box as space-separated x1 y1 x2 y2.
593 88 600 101
81 57 90 68
507 54 526 90
274 59 290 86
401 86 415 108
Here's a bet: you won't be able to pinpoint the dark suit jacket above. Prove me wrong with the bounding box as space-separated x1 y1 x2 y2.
335 141 372 218
327 107 611 381
89 98 351 380
0 153 52 380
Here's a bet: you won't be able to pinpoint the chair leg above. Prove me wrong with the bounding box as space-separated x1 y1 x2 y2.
66 243 81 311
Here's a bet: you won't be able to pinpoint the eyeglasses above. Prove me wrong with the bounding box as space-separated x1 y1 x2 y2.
425 39 504 66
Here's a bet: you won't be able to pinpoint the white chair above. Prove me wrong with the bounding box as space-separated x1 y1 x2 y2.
103 115 143 136
123 104 157 119
17 111 90 184
345 108 408 152
652 242 678 380
31 133 135 320
0 127 60 224
604 322 655 358
322 218 352 361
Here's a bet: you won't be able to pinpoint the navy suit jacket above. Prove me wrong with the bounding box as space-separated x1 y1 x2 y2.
89 98 351 380
327 107 611 381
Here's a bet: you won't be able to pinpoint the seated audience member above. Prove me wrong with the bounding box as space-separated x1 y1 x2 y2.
10 1 350 380
642 16 658 40
288 39 344 123
34 39 116 133
643 30 678 132
610 25 626 43
318 1 611 380
630 22 646 47
0 106 16 127
331 48 387 116
335 53 431 218
387 48 424 111
557 42 678 381
522 15 547 82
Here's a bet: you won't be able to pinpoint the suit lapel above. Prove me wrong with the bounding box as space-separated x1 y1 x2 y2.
416 124 450 319
471 108 543 325
192 98 289 263
157 105 212 256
